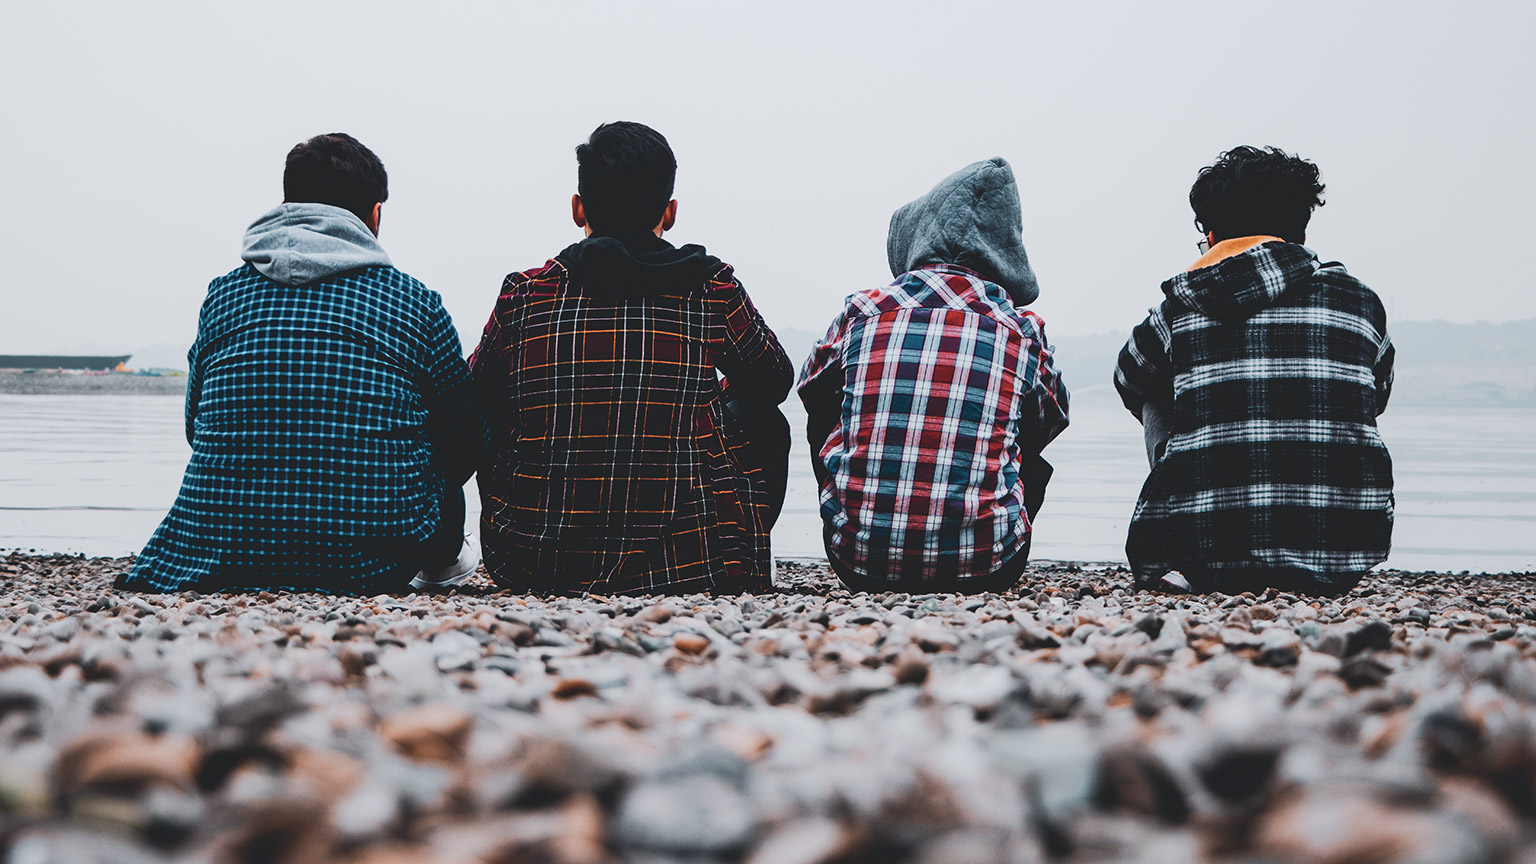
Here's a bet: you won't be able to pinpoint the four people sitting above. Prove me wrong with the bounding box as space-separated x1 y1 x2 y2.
126 129 1394 598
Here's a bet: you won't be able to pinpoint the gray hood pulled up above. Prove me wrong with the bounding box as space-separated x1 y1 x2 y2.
886 157 1039 306
241 203 392 286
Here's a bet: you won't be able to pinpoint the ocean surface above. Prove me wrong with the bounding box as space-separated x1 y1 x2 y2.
2 390 1533 573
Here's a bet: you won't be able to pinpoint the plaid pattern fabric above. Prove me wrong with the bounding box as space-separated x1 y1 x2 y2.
1115 241 1395 594
798 265 1069 585
471 253 791 596
121 264 479 595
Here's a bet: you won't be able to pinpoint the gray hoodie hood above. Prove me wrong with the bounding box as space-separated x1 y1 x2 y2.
886 157 1039 306
241 203 392 286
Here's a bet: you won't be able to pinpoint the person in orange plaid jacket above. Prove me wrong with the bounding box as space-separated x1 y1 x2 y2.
470 122 793 596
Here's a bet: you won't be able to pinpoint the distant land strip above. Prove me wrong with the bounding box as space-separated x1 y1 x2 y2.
0 372 186 396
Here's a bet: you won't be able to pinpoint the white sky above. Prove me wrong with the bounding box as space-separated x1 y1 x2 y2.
2 1 1532 360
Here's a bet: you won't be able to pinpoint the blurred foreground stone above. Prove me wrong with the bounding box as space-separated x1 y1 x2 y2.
2 552 1536 862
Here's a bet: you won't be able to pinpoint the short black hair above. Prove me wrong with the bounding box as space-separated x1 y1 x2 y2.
1189 146 1325 244
283 133 389 225
576 121 677 235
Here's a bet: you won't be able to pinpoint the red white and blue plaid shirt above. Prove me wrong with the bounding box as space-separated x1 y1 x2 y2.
798 265 1068 584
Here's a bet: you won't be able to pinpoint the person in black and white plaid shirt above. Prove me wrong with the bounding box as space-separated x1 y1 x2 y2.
1115 146 1394 596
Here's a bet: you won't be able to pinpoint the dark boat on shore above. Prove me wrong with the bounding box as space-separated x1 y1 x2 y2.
0 355 131 371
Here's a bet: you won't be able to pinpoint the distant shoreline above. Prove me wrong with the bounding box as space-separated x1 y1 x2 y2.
0 371 186 396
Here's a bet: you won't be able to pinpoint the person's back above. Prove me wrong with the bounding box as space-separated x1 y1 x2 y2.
472 122 792 596
121 134 483 595
800 158 1069 593
1115 146 1394 596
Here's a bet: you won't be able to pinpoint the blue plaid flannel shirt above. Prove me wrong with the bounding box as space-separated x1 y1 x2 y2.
121 264 482 594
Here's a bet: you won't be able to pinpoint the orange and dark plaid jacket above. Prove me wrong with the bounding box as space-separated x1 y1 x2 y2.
470 235 791 596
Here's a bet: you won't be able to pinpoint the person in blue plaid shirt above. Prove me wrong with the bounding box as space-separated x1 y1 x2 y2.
1116 146 1394 596
119 134 487 595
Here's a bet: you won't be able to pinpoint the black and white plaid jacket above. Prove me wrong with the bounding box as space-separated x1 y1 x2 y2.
1115 240 1394 595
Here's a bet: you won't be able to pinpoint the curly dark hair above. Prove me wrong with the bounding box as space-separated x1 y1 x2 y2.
1189 146 1325 244
283 133 388 226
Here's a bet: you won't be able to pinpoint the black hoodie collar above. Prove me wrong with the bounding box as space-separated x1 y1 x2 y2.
556 233 722 298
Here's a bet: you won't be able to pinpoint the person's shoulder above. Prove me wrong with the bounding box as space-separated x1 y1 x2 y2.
1011 307 1050 335
1308 258 1386 314
703 257 738 291
211 264 261 290
376 265 429 293
1316 261 1378 296
796 269 932 326
501 258 569 296
353 266 445 312
668 244 734 295
202 265 269 312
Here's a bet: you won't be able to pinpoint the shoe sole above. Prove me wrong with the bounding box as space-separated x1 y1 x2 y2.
409 558 479 592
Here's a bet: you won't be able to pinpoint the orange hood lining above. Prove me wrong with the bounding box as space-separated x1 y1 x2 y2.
1187 235 1284 272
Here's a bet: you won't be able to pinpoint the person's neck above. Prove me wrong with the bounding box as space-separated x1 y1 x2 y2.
1188 235 1284 272
590 229 669 248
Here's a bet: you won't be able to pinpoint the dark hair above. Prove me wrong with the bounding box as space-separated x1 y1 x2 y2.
576 121 677 234
1189 146 1325 244
283 133 389 225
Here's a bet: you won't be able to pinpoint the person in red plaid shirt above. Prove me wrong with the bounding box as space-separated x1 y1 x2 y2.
470 122 793 596
799 158 1070 593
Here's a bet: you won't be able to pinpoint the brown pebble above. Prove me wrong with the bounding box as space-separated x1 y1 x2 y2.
338 644 375 677
380 703 474 763
892 652 930 685
285 745 365 799
746 818 864 864
427 795 608 864
712 724 775 761
345 844 452 864
498 621 536 646
57 730 199 795
1254 790 1451 863
673 633 710 655
637 604 673 624
551 678 600 700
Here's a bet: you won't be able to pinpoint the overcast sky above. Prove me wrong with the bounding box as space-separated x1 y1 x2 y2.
2 1 1532 365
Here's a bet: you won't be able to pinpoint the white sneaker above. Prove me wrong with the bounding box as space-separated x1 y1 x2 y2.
411 534 480 592
1159 571 1192 593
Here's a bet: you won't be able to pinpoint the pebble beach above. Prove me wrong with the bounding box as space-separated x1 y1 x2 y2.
3 553 1536 864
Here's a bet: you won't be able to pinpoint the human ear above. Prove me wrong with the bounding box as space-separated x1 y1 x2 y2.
657 199 678 234
366 203 382 237
572 194 589 233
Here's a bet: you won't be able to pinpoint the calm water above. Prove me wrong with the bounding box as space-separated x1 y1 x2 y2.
3 391 1534 573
